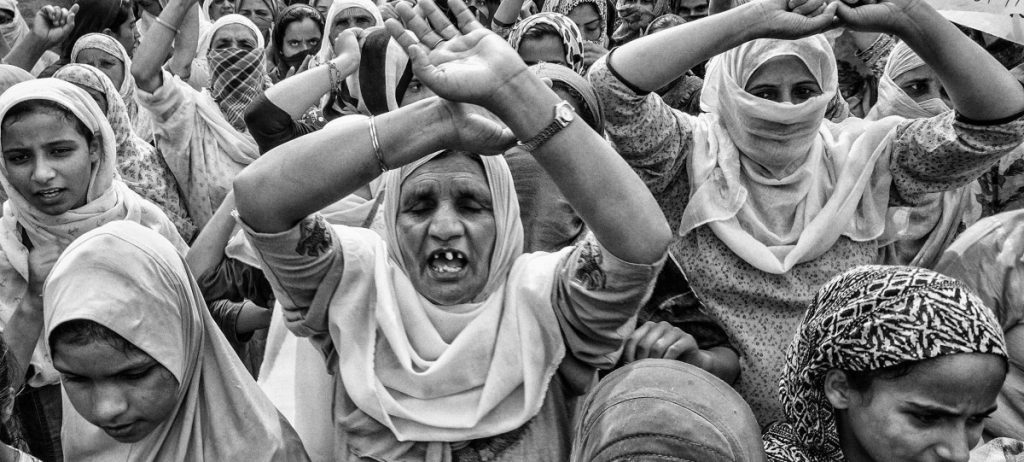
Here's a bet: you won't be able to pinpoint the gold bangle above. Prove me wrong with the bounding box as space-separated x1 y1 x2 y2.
368 116 388 174
153 16 179 35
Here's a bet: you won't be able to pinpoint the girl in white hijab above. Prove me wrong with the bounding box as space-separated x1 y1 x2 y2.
44 221 309 461
589 0 1024 422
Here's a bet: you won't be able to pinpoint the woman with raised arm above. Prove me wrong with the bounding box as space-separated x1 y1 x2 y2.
233 0 670 459
589 0 1024 422
132 0 264 229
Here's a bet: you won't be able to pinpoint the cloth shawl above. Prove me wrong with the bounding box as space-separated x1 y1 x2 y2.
681 35 904 274
0 0 28 51
0 64 30 95
0 79 186 388
351 27 413 116
53 63 196 241
42 221 309 461
542 0 607 48
761 265 1008 462
71 33 157 142
507 12 585 75
297 152 566 459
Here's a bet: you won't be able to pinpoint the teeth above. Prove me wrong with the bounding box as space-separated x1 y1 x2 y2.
445 251 453 261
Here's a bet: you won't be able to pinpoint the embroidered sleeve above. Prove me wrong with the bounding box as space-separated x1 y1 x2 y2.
888 111 1024 206
551 234 665 370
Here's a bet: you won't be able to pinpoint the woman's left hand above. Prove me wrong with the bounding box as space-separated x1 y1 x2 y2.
583 41 609 68
385 0 530 109
833 0 929 35
435 99 516 155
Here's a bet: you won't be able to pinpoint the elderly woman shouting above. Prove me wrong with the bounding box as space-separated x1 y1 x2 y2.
233 0 671 460
589 0 1024 422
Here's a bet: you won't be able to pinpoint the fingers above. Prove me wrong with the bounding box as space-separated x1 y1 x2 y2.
622 321 652 363
420 0 460 40
790 0 823 15
448 0 485 33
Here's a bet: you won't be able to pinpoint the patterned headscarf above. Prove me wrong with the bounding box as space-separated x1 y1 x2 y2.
762 265 1008 462
541 0 607 48
507 12 585 75
53 64 197 240
201 15 270 131
70 33 155 141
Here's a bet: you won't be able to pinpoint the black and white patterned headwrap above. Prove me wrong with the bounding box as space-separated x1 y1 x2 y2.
763 265 1007 462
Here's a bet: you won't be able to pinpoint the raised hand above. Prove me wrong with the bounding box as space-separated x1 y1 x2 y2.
833 0 925 35
753 0 839 40
384 0 529 108
32 4 78 47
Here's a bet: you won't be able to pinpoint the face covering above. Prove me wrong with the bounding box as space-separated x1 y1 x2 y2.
281 47 315 70
917 97 949 115
209 47 266 131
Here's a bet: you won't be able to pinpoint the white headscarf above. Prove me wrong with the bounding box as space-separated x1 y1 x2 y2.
43 221 309 461
866 41 950 121
294 152 566 459
0 78 186 387
310 0 381 67
190 14 266 90
0 0 28 49
70 33 156 142
681 36 903 274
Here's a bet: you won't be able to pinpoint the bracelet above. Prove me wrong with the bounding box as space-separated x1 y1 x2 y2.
367 116 389 173
153 16 180 35
325 60 344 95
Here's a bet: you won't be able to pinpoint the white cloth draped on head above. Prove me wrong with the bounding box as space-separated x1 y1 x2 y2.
0 78 186 387
308 152 565 457
681 35 903 274
43 221 309 462
0 0 29 50
71 33 157 142
190 14 266 90
311 0 381 67
866 41 950 121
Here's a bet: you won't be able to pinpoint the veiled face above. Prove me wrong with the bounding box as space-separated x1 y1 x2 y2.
328 7 376 44
744 55 822 105
238 0 273 37
210 23 259 52
832 354 1005 462
518 34 568 67
893 64 950 107
395 154 496 306
281 18 321 58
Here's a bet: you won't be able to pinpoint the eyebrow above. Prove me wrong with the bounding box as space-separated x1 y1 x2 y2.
55 355 156 377
905 401 998 417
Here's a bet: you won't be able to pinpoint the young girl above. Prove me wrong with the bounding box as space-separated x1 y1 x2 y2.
0 79 185 460
44 221 308 461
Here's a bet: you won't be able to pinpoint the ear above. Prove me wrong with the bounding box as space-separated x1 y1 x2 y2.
823 369 855 410
88 134 101 164
102 28 115 37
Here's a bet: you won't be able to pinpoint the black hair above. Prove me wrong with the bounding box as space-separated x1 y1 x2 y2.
48 319 140 356
2 100 94 147
63 0 133 59
272 4 325 55
646 13 685 35
843 360 922 394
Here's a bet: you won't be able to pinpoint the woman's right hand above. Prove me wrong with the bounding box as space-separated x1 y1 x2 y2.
32 4 78 47
752 0 838 40
385 0 530 109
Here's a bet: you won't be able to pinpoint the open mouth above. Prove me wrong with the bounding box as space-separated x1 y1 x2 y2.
35 188 63 201
427 249 468 275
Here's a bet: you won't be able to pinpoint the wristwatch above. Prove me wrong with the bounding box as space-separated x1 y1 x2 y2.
516 101 576 152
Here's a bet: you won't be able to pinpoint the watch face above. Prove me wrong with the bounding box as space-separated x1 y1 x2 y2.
555 102 575 126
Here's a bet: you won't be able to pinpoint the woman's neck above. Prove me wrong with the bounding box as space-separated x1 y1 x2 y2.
835 412 874 462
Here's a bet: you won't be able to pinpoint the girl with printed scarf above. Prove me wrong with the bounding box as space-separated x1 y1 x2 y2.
542 0 609 67
589 0 1024 423
234 1 671 460
0 79 186 462
44 221 309 461
267 4 323 82
762 265 1008 462
506 12 585 75
133 0 265 230
53 63 196 241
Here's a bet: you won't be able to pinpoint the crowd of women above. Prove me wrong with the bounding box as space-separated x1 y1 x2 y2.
0 0 1017 457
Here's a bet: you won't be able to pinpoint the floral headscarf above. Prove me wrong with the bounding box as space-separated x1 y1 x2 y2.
762 265 1008 462
507 12 585 75
541 0 607 48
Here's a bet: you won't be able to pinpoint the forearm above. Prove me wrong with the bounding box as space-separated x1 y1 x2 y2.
186 191 236 277
168 3 200 78
610 2 764 92
133 0 192 92
490 73 671 264
266 56 357 116
897 3 1024 120
234 98 450 233
3 297 42 391
4 35 49 73
698 346 740 384
492 0 525 28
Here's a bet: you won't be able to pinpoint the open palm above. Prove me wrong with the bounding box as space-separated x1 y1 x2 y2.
385 0 529 107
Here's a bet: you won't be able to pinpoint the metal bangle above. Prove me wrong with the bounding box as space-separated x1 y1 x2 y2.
368 116 389 174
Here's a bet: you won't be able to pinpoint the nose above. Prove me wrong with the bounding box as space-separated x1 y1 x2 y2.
30 158 56 184
934 430 971 462
427 203 465 242
91 383 129 424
